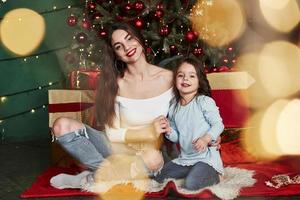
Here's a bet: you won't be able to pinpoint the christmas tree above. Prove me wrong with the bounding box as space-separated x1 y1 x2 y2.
64 0 237 72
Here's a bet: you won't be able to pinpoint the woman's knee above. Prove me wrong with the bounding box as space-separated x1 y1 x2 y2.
141 149 164 172
52 117 84 137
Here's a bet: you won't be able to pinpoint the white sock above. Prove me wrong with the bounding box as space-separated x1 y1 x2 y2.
50 170 92 189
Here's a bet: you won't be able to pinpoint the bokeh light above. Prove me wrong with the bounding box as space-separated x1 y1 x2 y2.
259 0 300 32
277 99 300 155
93 154 148 200
258 41 300 99
0 8 45 55
190 0 246 47
243 99 300 159
234 53 272 109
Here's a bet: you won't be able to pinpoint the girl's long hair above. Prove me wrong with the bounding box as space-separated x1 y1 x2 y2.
95 22 146 129
172 57 211 107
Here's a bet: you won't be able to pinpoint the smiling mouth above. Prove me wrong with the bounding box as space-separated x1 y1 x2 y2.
126 48 136 57
181 83 191 87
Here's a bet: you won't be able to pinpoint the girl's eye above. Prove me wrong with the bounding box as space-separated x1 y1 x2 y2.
190 75 195 78
177 74 183 78
128 36 133 41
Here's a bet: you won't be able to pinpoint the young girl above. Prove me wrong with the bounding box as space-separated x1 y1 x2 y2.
154 58 224 190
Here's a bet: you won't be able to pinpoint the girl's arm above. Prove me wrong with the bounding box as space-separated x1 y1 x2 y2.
200 96 224 142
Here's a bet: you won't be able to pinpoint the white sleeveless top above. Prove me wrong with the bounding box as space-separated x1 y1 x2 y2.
105 88 173 153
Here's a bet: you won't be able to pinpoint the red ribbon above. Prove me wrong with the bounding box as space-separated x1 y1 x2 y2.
48 102 94 113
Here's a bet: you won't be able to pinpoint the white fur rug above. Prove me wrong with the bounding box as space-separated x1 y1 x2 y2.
89 167 256 200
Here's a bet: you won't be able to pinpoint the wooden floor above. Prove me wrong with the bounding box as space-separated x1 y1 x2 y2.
1 139 299 200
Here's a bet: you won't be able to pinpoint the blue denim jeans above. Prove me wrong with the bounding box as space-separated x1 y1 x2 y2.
55 125 112 171
154 161 220 190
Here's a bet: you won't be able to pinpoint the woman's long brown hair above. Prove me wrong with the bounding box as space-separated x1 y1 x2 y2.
95 22 146 129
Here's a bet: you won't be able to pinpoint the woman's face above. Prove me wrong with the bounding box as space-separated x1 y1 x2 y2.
175 62 199 95
111 29 144 64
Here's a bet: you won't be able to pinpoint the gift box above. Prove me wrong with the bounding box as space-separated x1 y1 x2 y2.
48 89 96 166
68 68 100 90
208 71 255 128
48 89 95 127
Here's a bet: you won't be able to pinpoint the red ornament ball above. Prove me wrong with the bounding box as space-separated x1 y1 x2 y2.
87 1 97 11
134 18 144 29
67 15 77 26
159 25 170 36
192 47 203 57
98 28 108 38
134 1 144 11
185 31 197 42
92 12 102 21
81 19 91 29
156 2 164 10
124 3 132 12
76 32 88 43
154 10 164 19
169 45 178 54
218 66 230 72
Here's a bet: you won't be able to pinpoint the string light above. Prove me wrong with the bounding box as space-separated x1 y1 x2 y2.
1 96 7 103
0 104 49 124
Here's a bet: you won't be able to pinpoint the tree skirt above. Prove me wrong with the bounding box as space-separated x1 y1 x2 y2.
20 139 300 199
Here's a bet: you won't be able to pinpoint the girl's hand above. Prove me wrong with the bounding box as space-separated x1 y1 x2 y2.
153 115 170 137
192 137 209 152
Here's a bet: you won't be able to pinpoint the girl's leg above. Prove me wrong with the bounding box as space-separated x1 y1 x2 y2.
154 161 190 183
184 161 219 190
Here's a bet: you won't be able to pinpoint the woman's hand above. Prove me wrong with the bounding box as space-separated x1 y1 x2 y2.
208 136 221 150
153 115 170 137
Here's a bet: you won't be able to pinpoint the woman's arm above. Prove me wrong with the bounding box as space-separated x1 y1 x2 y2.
105 102 160 143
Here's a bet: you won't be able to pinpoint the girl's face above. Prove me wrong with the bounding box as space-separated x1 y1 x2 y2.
175 62 199 96
111 29 144 64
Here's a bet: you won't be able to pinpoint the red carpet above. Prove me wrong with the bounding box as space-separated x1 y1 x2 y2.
20 139 300 198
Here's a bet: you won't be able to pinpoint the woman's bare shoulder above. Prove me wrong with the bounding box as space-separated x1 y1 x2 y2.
151 64 173 78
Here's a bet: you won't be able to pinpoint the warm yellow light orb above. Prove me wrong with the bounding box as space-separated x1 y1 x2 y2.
93 154 148 200
0 8 45 55
258 41 300 99
190 0 246 47
259 0 300 32
277 99 300 155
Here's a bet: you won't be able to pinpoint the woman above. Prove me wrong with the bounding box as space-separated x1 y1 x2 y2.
50 22 173 189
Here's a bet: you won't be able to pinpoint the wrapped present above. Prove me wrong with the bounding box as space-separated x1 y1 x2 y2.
208 71 255 128
48 89 95 127
68 68 100 90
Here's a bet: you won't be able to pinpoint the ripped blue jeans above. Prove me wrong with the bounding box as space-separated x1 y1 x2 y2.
53 125 112 171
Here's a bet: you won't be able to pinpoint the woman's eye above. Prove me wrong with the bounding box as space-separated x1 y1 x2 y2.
177 74 183 78
128 36 133 41
190 75 195 78
115 45 121 50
